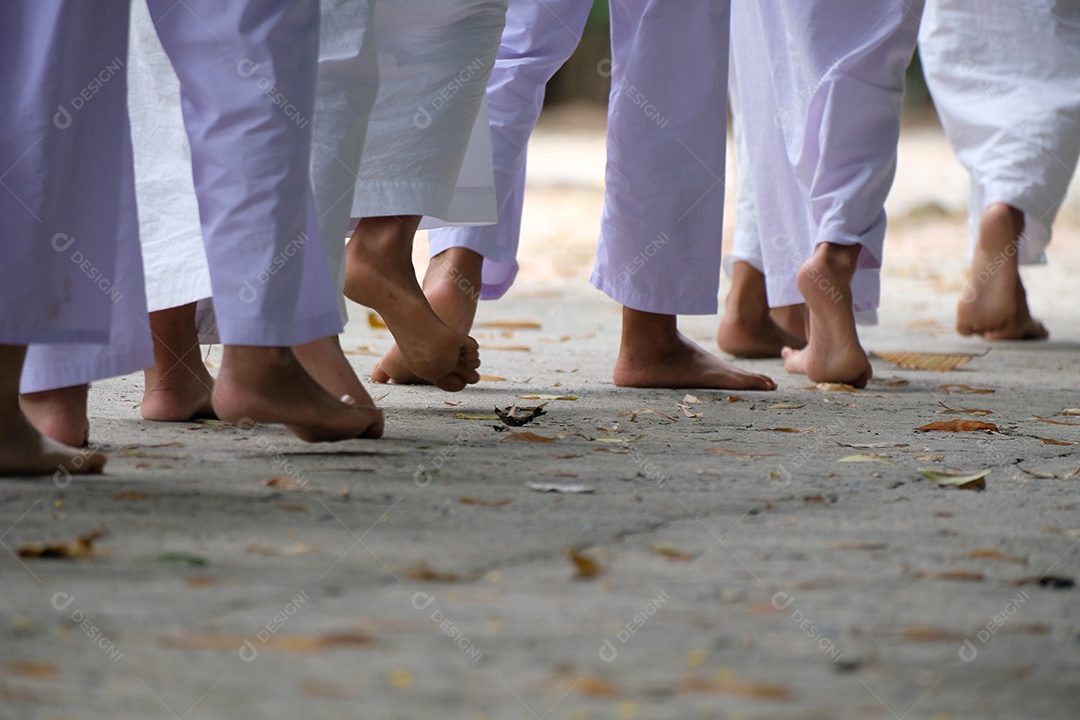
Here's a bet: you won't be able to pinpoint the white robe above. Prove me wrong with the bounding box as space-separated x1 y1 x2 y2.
427 0 593 300
920 0 1080 265
730 0 923 315
591 0 732 315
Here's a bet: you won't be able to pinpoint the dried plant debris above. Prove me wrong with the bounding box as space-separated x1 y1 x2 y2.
496 403 547 427
871 350 984 371
17 529 107 560
918 468 988 490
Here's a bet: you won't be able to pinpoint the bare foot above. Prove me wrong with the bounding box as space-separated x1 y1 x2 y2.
615 308 776 390
372 248 484 392
141 304 216 422
0 414 106 476
957 203 1048 340
345 217 480 387
1 345 105 476
212 346 383 441
717 262 807 358
781 243 872 387
20 385 90 447
294 335 378 406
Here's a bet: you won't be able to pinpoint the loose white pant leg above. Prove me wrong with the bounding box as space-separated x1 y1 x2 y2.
920 0 1080 266
427 0 592 300
350 0 507 223
0 1 153 393
129 0 212 316
592 0 730 315
723 66 765 279
148 0 341 347
310 0 379 323
0 1 130 346
732 0 922 314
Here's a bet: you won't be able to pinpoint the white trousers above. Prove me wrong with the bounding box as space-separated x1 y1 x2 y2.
590 1 731 315
427 0 592 300
730 0 923 314
920 0 1080 265
13 0 338 393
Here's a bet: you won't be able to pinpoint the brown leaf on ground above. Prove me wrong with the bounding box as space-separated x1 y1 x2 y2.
837 454 894 464
570 677 622 699
1060 408 1080 416
723 395 744 402
160 632 373 652
937 402 992 416
367 312 388 330
758 426 816 433
113 491 148 500
916 454 945 462
916 419 998 432
649 542 694 561
880 378 910 387
262 476 319 493
478 374 506 382
496 404 547 427
706 448 780 458
906 568 985 582
768 403 806 410
940 383 995 395
1034 436 1074 446
967 549 1028 565
458 497 514 507
503 431 558 443
874 626 967 642
1032 415 1080 426
836 441 908 448
517 394 577 401
474 319 541 330
871 351 981 371
484 345 531 352
676 672 793 701
17 529 107 560
568 549 603 579
4 661 58 680
402 561 465 583
830 542 888 551
619 408 677 422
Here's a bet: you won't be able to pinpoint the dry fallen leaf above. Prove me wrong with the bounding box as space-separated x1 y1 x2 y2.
113 491 148 501
940 384 995 395
478 374 506 382
517 394 577 401
1032 415 1080 426
871 351 982 371
17 529 107 560
1008 575 1075 589
649 542 694 561
526 481 595 494
484 344 531 352
937 402 993 416
916 454 945 462
676 672 793 701
474 319 541 330
677 404 703 419
907 568 985 582
1019 467 1056 479
160 632 373 652
403 561 464 583
568 549 603 579
262 476 320 493
1060 409 1080 416
758 426 816 433
837 441 908 449
682 394 700 404
619 408 677 422
4 660 58 680
915 419 998 433
768 403 806 410
496 404 547 427
458 497 514 507
918 468 988 490
1034 436 1074 446
967 549 1028 565
706 448 780 458
503 431 558 443
837 454 894 464
367 312 388 330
